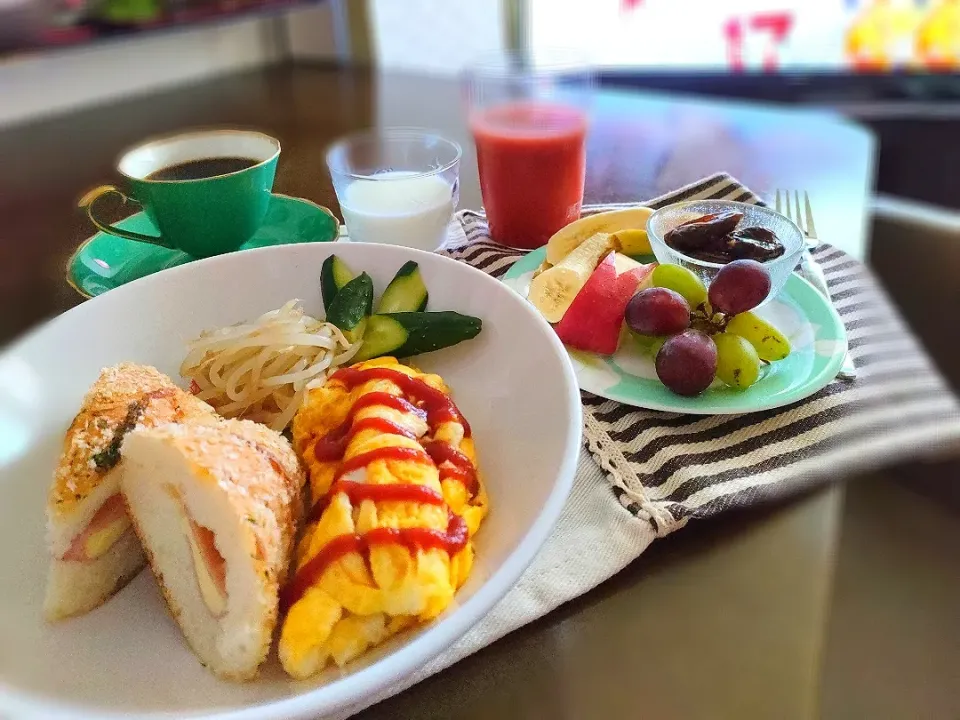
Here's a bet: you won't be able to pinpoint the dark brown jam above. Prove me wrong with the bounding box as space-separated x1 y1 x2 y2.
664 211 785 263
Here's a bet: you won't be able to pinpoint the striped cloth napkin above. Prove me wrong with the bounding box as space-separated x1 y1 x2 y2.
332 174 960 718
448 173 960 533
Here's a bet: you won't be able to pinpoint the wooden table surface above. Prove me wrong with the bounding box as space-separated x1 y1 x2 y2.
0 64 875 341
6 65 957 720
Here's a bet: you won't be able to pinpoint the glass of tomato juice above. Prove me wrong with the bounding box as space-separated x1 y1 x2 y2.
464 52 593 249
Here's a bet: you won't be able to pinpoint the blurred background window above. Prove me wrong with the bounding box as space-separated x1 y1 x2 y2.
3 0 960 207
528 0 954 73
358 0 960 75
367 0 506 74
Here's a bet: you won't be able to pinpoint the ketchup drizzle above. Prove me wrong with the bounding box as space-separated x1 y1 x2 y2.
280 512 468 613
312 392 425 462
305 479 446 525
285 366 481 610
334 446 432 483
329 367 471 437
423 441 479 498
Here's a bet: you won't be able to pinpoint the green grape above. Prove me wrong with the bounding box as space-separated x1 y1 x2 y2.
650 335 667 356
630 332 667 356
714 333 761 389
651 264 708 309
725 311 791 362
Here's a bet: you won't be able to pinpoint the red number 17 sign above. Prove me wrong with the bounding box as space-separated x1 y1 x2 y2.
724 11 795 71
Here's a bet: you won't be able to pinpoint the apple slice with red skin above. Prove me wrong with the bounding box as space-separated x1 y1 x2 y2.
554 253 654 355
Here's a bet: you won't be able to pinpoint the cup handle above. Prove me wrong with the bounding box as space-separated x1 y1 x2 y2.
78 185 176 249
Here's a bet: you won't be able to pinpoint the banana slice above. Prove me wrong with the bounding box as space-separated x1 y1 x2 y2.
531 260 552 279
545 207 655 265
609 228 653 257
529 233 618 323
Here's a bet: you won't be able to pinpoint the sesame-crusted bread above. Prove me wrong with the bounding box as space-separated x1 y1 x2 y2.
120 419 304 681
44 363 218 621
49 363 218 518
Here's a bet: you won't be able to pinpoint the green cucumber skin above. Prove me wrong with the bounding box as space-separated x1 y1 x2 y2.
326 272 373 333
394 260 419 278
354 311 482 362
320 255 355 311
377 261 429 314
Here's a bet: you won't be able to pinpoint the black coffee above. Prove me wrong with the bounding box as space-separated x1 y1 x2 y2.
147 156 258 181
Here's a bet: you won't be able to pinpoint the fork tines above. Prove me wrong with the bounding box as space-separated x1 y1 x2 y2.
776 189 817 241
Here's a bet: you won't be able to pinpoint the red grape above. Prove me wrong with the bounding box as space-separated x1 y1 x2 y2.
655 330 718 396
707 259 771 315
625 287 690 336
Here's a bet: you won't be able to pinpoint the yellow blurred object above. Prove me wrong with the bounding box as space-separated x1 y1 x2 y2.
846 0 923 70
916 0 960 70
545 207 654 265
279 358 488 679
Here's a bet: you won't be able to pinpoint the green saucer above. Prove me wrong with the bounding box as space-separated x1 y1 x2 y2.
67 194 340 298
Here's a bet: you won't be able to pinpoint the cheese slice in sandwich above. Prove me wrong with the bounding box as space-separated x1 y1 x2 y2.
44 363 218 621
120 419 304 681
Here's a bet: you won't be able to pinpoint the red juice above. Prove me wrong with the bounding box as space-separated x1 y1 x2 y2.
470 102 587 249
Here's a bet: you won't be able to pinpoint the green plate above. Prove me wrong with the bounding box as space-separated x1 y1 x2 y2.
502 247 848 414
67 194 340 298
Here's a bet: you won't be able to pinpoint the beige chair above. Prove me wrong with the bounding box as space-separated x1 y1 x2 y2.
869 195 960 391
868 195 960 508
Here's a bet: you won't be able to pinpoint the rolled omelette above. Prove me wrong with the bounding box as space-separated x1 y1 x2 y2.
121 418 304 681
44 363 219 621
279 357 488 678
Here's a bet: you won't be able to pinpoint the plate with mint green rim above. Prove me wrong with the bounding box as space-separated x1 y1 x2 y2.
67 193 340 299
502 247 848 414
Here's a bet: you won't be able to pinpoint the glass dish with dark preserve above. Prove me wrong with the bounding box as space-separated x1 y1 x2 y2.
663 211 786 264
646 200 805 305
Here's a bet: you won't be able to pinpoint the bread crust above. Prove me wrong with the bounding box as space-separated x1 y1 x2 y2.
49 363 217 519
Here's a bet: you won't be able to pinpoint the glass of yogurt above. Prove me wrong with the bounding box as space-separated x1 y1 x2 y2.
326 128 462 251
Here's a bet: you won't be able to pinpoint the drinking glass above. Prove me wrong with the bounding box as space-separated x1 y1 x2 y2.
463 51 594 249
326 128 461 252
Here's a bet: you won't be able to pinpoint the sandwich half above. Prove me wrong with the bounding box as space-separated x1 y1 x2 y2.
120 418 304 681
44 363 218 621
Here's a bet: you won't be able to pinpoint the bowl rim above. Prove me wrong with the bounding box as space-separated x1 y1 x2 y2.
645 199 805 270
0 241 583 720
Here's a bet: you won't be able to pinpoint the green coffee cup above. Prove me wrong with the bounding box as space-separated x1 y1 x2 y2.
79 129 280 258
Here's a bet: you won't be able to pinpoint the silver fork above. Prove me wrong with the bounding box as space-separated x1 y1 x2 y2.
776 190 857 381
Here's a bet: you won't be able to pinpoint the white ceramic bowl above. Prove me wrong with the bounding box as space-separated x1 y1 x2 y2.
0 243 580 719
